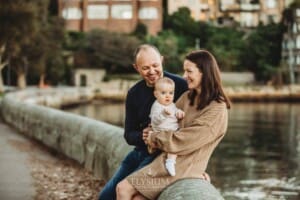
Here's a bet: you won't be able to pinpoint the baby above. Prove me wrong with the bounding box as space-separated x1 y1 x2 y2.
148 77 184 176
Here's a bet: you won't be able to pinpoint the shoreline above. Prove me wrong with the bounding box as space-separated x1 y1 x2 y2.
94 85 300 103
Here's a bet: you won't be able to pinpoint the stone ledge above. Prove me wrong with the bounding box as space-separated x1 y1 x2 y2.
0 87 224 199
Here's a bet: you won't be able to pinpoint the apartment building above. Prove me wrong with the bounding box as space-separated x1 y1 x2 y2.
282 8 300 83
168 0 289 28
58 0 162 35
168 0 217 22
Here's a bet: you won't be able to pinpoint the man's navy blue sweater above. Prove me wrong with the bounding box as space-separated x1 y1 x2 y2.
124 71 188 151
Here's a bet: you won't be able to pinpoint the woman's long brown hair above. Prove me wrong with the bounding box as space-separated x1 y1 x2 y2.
186 50 231 110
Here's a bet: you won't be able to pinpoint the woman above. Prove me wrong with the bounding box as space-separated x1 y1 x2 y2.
116 50 231 200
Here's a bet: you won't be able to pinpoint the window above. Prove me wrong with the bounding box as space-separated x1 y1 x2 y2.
293 23 298 34
220 0 238 11
267 15 276 24
240 12 255 27
62 7 82 19
138 7 158 19
265 0 276 9
111 5 132 19
297 35 300 49
297 9 300 17
297 55 300 64
87 5 108 19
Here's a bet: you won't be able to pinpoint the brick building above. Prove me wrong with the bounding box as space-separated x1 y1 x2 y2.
58 0 162 35
168 0 291 28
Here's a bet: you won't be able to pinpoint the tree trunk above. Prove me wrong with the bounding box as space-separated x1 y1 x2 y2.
0 68 4 93
39 74 45 88
0 44 8 93
17 72 26 89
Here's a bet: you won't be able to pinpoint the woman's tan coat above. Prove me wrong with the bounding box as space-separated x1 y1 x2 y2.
126 91 229 199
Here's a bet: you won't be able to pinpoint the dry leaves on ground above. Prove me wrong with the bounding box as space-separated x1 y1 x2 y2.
9 138 105 200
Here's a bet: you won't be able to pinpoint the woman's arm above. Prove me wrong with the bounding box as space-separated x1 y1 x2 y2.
149 102 228 156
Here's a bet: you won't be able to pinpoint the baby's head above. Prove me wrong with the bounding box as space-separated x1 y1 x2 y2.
154 77 175 106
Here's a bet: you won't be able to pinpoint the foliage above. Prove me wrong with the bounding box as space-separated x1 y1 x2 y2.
164 7 210 51
145 30 182 73
205 27 246 71
240 23 284 81
75 29 141 73
0 0 66 86
132 23 148 40
0 0 39 76
64 31 86 51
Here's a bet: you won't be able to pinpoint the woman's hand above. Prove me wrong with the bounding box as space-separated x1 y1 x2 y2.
142 126 152 145
175 109 185 120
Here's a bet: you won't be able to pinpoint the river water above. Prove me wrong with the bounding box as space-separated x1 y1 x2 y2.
65 101 300 200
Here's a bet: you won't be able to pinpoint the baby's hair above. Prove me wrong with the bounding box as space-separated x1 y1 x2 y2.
154 77 175 90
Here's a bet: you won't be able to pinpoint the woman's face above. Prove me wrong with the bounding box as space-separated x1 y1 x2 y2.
183 59 202 90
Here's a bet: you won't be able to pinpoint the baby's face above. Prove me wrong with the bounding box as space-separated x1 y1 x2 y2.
154 83 175 106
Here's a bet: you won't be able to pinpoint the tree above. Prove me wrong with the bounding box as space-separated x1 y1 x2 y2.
145 30 182 73
205 27 246 71
241 23 284 81
0 0 66 89
75 30 141 73
132 23 148 40
0 0 39 90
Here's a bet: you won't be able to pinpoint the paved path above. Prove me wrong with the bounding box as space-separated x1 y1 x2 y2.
0 121 36 200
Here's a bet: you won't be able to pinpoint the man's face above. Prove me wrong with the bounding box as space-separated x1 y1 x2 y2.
134 48 163 87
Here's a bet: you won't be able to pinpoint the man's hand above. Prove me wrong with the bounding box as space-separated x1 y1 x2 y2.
175 109 185 120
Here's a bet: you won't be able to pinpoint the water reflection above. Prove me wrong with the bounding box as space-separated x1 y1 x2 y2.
64 102 300 199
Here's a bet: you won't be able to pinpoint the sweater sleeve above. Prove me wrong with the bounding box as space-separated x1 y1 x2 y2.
124 91 145 147
150 102 227 155
175 91 187 110
150 103 168 125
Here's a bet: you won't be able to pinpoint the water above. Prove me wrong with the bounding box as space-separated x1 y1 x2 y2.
65 101 300 200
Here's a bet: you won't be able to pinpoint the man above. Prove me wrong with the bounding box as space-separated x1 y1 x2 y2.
98 44 188 200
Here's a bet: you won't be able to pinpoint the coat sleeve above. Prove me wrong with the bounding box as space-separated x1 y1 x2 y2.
150 102 227 156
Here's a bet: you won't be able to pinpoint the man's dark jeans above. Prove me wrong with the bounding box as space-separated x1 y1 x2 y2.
98 148 159 200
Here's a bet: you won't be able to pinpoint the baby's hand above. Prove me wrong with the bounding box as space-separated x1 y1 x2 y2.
175 109 185 119
163 108 171 115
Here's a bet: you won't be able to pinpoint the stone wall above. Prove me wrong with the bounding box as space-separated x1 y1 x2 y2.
0 87 132 181
0 87 224 199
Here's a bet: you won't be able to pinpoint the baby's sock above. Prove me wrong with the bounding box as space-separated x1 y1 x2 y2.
165 158 176 176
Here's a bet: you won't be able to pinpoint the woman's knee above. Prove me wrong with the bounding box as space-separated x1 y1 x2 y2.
132 194 148 200
116 179 135 195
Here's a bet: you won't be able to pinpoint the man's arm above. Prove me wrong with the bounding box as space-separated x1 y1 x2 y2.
123 92 146 147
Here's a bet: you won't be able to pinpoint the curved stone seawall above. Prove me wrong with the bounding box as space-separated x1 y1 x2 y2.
0 87 132 181
0 87 224 199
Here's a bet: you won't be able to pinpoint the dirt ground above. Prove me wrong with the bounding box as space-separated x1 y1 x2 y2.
9 138 105 200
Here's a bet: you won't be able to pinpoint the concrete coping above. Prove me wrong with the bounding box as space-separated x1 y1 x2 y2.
0 87 224 199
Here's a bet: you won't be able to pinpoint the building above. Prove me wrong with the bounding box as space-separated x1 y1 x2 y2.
168 0 217 22
58 0 162 35
168 0 289 28
281 7 300 84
